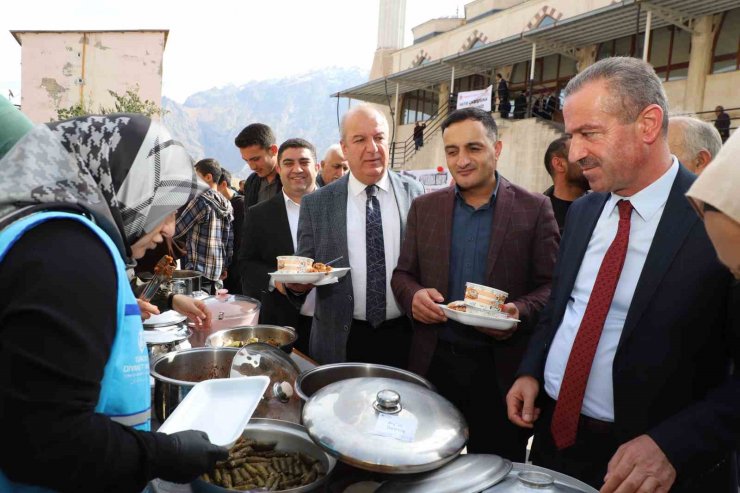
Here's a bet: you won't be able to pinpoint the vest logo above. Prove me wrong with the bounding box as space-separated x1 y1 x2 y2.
138 330 146 353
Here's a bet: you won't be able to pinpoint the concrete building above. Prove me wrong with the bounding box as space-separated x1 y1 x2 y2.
12 30 168 123
335 0 739 193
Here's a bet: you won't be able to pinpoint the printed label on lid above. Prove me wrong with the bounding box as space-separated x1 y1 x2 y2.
372 413 418 442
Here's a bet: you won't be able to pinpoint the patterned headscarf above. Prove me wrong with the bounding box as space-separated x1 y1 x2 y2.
0 114 207 260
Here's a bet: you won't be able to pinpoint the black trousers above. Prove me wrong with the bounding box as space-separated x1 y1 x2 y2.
346 317 412 369
530 395 618 489
531 395 735 492
294 314 312 356
426 340 530 461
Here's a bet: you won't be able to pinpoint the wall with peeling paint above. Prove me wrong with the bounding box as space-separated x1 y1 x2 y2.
17 31 166 123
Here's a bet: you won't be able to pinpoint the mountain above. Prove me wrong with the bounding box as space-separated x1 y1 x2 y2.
162 67 368 176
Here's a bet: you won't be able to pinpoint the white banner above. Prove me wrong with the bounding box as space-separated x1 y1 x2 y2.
399 169 453 193
456 85 493 111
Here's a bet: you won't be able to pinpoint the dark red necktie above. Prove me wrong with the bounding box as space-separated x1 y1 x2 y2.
551 199 633 450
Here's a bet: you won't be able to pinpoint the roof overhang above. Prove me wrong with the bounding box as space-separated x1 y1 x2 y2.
11 29 170 48
333 0 735 103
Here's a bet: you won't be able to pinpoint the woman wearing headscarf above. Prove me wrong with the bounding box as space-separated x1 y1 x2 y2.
686 130 740 280
0 114 228 492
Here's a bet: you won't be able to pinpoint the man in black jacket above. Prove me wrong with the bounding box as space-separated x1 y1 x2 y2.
235 123 282 211
240 138 319 354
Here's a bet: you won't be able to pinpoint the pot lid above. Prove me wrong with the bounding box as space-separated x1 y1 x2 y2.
481 463 599 493
302 377 468 474
200 293 260 321
376 454 512 493
230 343 302 423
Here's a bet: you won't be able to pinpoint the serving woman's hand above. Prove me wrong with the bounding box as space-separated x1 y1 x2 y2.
172 295 211 329
137 299 160 320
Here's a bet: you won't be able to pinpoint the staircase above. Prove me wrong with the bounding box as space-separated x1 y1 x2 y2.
390 101 451 170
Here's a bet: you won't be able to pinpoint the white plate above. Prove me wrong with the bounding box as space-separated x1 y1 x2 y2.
314 267 350 285
269 267 351 285
157 376 269 447
439 304 520 331
142 328 189 345
143 310 188 328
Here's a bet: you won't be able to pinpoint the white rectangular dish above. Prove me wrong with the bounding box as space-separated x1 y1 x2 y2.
157 375 270 447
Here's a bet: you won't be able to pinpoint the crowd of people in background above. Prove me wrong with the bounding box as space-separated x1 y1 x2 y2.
0 55 739 493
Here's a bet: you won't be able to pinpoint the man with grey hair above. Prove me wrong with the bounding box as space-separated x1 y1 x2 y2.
316 144 348 187
286 105 424 366
667 116 722 175
507 57 739 492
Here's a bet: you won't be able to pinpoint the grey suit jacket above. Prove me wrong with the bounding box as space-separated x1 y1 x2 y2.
294 171 424 364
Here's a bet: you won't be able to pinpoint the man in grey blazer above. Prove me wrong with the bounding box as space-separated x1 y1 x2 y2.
287 105 424 366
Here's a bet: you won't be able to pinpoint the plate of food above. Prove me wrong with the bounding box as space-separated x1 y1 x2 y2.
269 259 350 284
439 301 520 330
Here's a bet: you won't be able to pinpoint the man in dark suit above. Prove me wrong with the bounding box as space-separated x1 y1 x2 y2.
240 138 319 354
287 105 424 366
391 107 559 459
506 57 740 492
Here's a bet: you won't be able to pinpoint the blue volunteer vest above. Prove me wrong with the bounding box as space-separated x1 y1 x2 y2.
0 211 151 492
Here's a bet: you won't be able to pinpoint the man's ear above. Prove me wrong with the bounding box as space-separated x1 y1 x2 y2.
551 156 566 174
269 144 279 156
694 149 713 174
638 104 664 144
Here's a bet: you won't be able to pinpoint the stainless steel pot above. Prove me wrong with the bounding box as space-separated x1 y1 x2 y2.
206 325 298 353
376 456 598 492
295 363 434 401
144 326 191 360
170 270 203 295
481 463 598 492
139 270 203 295
150 347 238 422
191 418 336 493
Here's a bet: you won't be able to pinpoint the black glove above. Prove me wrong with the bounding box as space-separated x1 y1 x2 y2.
157 430 229 484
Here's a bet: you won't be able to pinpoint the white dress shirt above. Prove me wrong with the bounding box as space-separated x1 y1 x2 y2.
544 158 679 421
284 192 316 317
346 170 403 321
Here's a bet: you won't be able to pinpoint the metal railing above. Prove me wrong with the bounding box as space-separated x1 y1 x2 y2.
691 106 738 137
390 100 451 169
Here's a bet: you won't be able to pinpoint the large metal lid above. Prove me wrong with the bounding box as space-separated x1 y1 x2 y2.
302 377 468 474
376 454 512 492
230 343 302 423
481 463 599 492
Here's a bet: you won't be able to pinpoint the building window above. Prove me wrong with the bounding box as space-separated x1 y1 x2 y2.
508 54 576 95
712 8 740 74
648 26 690 81
597 27 690 81
401 89 439 125
538 15 556 28
454 74 487 93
